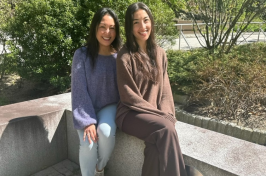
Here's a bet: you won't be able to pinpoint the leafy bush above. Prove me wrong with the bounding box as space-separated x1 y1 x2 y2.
167 48 211 94
4 0 176 92
7 0 92 91
0 96 8 106
0 52 18 79
167 42 266 121
49 75 71 93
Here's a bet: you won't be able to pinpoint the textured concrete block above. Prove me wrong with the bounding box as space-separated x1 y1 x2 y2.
241 127 253 141
60 159 80 172
65 110 79 165
251 129 261 144
208 119 218 131
232 125 242 139
258 130 266 145
194 116 202 127
106 121 266 176
0 93 71 176
52 162 73 176
216 121 228 134
201 117 210 129
51 159 80 176
182 113 190 123
188 115 195 125
107 130 144 176
178 121 266 176
31 167 63 176
175 111 184 121
32 159 81 176
225 123 236 136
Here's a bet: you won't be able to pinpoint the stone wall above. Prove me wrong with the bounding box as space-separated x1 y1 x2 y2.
1 93 266 176
173 94 266 146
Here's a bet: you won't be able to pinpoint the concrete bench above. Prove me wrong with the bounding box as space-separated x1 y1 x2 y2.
1 93 266 176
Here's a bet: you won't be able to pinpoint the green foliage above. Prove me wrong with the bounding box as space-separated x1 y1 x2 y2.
0 0 19 79
0 96 8 106
167 42 266 120
0 52 18 78
3 0 176 91
242 23 266 32
148 0 177 46
49 75 71 92
167 48 211 94
7 0 92 89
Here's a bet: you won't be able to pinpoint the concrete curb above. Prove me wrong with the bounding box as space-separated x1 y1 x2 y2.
174 94 266 145
175 107 266 146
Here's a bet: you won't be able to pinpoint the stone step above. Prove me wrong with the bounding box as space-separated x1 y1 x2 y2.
31 159 81 176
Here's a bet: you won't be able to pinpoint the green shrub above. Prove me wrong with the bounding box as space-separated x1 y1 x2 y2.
49 75 71 93
7 0 92 90
167 48 212 94
167 42 266 121
0 97 8 106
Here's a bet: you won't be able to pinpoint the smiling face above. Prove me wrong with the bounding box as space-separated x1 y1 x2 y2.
96 14 116 49
132 9 151 47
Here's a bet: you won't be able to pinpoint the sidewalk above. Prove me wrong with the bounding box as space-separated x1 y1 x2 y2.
164 32 266 50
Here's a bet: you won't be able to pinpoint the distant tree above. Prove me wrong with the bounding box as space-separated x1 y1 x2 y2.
163 0 266 53
148 0 177 47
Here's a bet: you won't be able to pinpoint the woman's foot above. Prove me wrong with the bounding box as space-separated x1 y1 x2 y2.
94 170 104 176
95 166 104 176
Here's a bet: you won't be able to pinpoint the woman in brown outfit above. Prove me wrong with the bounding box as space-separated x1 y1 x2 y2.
116 2 187 176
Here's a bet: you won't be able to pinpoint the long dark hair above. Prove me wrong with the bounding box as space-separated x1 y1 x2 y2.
125 2 159 83
86 8 121 66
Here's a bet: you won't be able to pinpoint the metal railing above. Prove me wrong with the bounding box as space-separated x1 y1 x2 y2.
174 22 266 50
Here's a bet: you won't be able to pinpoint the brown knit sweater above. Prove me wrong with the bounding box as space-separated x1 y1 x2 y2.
115 45 177 130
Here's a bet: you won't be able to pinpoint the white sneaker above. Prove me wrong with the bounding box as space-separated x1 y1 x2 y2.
95 169 104 176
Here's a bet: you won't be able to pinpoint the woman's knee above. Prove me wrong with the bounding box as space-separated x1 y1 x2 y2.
159 119 177 136
97 123 116 138
97 104 117 138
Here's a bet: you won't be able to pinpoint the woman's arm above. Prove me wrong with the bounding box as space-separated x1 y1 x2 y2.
71 49 97 130
116 52 168 117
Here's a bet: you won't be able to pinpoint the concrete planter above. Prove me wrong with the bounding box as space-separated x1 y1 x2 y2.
173 94 266 146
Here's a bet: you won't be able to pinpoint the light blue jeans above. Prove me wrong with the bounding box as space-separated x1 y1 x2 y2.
77 103 117 176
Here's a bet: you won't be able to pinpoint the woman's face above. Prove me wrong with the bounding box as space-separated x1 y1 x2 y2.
132 9 151 46
96 14 116 48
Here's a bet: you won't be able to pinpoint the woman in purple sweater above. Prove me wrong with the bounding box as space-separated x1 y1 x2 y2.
71 8 121 176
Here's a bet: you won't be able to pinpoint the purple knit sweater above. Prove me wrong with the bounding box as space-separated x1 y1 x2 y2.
71 47 120 130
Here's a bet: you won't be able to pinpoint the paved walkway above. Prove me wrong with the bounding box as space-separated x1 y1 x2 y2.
163 32 266 50
31 159 81 176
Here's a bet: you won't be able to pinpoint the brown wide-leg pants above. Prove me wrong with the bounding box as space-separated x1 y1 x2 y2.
122 111 188 176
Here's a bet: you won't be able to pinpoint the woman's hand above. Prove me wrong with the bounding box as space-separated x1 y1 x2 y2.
83 124 98 144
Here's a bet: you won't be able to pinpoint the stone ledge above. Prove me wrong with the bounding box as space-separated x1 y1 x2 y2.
106 121 266 176
1 93 266 176
0 93 72 176
175 108 266 146
173 94 266 145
